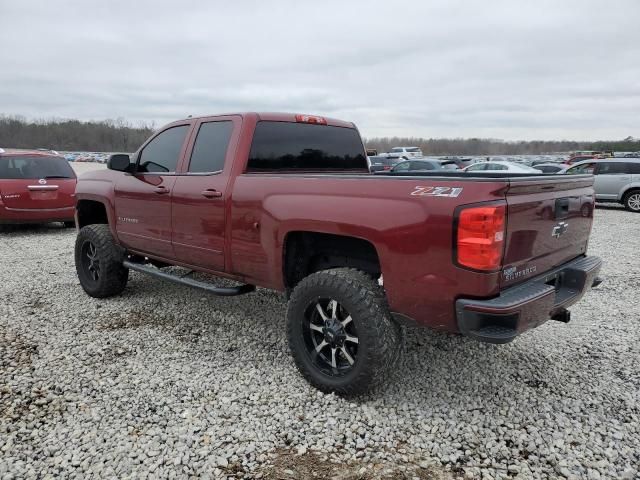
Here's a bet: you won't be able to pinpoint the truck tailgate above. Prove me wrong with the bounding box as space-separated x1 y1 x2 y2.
500 175 595 289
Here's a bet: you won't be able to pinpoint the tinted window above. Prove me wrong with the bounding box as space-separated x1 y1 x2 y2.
628 162 640 174
391 148 403 153
567 163 595 174
537 165 561 173
466 163 486 171
596 162 629 175
393 162 410 171
440 161 459 170
486 163 507 170
0 156 76 179
138 125 189 173
411 161 435 171
247 122 367 172
188 121 233 173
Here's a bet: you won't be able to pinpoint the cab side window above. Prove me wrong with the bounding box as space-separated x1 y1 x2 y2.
137 125 189 173
188 121 234 173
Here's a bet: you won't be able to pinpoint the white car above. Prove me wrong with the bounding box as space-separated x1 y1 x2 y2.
463 161 542 174
385 146 423 159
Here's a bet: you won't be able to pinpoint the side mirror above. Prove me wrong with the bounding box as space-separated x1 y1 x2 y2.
107 154 131 172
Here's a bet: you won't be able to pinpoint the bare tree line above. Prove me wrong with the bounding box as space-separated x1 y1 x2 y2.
364 136 640 155
0 115 155 152
1 115 638 155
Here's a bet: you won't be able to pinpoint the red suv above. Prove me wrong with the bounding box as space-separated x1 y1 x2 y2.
0 148 77 227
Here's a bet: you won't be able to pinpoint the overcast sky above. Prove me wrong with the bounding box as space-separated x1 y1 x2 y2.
1 0 639 141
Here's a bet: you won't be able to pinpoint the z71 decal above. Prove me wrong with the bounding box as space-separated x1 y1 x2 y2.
411 186 463 198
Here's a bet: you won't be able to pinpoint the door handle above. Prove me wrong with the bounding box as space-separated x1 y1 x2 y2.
201 189 223 198
154 186 170 194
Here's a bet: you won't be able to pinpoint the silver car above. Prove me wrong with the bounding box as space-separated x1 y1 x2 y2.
564 159 640 212
463 161 542 174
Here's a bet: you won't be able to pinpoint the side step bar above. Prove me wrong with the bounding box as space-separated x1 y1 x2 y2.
122 260 255 296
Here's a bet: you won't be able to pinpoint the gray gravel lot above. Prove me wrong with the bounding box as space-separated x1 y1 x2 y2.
0 205 638 479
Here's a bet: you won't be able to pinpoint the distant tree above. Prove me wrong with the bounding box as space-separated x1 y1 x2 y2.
0 115 156 152
1 114 638 154
363 136 640 156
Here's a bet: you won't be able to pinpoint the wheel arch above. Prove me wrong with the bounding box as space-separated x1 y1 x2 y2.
75 198 120 241
621 185 640 201
282 230 382 291
622 186 640 211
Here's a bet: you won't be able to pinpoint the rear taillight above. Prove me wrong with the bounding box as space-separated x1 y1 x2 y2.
295 114 327 125
456 204 506 271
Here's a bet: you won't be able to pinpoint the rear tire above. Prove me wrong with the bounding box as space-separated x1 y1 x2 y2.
75 224 129 298
623 190 640 212
286 268 402 395
64 221 75 228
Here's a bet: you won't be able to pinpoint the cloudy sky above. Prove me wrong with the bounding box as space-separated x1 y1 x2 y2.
1 0 639 140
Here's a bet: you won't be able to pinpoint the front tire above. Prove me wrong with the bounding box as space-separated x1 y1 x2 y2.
75 224 129 298
623 190 640 212
286 268 402 395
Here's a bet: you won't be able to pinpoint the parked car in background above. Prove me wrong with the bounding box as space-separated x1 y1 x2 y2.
463 161 542 174
532 163 566 174
564 159 640 211
568 151 612 161
385 146 423 159
386 159 456 173
0 148 77 226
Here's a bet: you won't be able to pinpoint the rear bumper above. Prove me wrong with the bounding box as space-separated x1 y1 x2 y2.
456 255 602 344
0 205 75 224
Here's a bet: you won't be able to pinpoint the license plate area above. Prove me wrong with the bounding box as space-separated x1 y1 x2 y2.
545 269 584 305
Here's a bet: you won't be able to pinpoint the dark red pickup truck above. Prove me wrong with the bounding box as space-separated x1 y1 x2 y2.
74 112 602 394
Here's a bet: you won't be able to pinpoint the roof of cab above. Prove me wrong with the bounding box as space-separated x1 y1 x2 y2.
169 112 356 129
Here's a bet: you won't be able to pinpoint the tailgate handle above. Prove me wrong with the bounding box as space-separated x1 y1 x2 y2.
555 198 570 219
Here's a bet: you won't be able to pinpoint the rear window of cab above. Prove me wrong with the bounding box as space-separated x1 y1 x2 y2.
247 121 367 172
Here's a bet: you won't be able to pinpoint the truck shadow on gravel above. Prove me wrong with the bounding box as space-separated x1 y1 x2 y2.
104 272 567 402
0 223 72 236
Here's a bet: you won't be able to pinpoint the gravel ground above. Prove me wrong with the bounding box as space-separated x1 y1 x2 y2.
1 205 638 479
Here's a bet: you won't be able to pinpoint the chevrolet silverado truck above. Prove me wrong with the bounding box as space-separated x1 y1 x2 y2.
73 112 602 394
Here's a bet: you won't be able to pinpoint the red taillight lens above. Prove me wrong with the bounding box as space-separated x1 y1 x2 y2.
456 204 506 271
295 114 327 125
